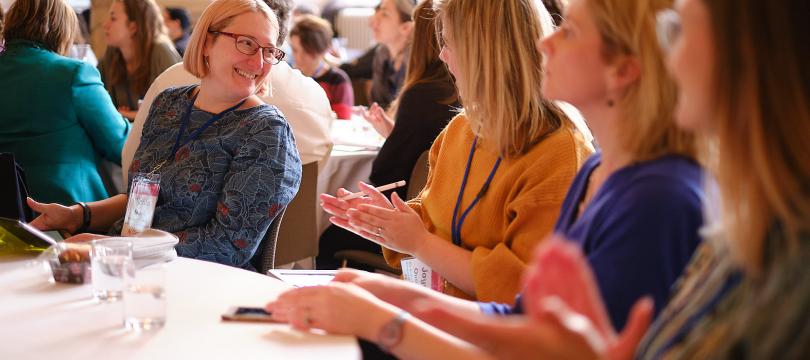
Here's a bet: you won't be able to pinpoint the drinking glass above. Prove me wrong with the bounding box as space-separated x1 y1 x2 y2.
90 239 133 302
123 264 167 331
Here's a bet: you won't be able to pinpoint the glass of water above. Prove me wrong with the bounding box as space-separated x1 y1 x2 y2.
90 239 133 302
123 264 167 331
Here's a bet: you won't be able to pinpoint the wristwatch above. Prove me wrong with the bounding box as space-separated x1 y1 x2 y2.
75 202 91 233
377 310 411 352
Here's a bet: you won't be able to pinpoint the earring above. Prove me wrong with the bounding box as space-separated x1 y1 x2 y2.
204 56 210 68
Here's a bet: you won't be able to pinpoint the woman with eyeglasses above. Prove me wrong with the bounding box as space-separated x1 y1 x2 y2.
28 0 302 271
98 0 181 120
382 0 810 358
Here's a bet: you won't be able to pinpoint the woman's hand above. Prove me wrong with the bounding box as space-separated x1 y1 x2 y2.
27 197 83 234
64 233 109 243
520 238 654 360
414 294 652 360
522 237 616 339
332 268 425 309
345 191 432 255
320 182 393 230
357 103 394 138
266 282 398 340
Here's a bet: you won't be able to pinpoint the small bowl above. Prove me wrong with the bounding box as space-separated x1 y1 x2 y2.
39 243 92 284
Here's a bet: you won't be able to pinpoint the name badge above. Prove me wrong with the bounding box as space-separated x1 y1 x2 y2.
121 173 160 236
400 257 444 292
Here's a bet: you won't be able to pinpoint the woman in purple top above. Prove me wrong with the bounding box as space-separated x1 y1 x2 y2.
480 154 703 329
478 0 703 328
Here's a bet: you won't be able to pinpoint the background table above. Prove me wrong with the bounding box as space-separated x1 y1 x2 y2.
0 256 360 360
316 117 384 236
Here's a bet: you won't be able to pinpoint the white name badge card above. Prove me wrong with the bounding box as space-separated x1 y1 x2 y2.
121 173 160 236
401 257 444 292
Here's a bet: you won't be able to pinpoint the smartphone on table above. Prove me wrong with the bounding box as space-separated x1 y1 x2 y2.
221 306 279 323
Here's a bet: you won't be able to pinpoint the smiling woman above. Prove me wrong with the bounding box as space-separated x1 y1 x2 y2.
28 0 302 271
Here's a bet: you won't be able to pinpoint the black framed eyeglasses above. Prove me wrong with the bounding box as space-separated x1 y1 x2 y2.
208 30 285 65
656 9 682 55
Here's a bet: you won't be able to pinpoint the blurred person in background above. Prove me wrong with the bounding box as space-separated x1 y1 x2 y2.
368 0 414 108
163 7 192 56
290 15 354 119
0 0 130 204
98 0 181 120
341 0 415 109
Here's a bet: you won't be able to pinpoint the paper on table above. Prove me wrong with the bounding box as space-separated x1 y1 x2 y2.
267 269 337 287
330 117 385 150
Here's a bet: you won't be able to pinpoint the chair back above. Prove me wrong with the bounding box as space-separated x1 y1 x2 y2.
407 150 430 200
274 161 319 267
250 206 286 274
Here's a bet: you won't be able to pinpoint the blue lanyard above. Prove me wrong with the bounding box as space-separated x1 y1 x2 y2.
312 61 325 78
451 136 502 246
168 89 246 161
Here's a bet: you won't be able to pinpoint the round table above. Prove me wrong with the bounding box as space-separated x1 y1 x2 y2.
0 256 360 359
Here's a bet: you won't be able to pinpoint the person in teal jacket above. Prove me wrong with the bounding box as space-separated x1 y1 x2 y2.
0 0 131 205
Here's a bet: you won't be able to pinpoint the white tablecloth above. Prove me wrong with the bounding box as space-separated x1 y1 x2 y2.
0 256 360 360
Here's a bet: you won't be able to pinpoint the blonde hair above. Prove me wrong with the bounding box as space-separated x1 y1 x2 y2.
587 0 696 162
435 0 568 158
184 0 279 80
3 0 78 55
705 0 810 273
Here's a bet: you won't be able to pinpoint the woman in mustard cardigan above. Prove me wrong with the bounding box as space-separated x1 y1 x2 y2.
321 0 592 304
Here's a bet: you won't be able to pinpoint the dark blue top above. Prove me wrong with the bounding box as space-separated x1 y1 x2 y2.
110 86 302 270
480 153 704 329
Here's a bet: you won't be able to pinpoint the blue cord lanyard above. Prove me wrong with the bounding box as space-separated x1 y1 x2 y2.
450 136 502 247
311 61 325 78
168 90 246 161
147 88 246 176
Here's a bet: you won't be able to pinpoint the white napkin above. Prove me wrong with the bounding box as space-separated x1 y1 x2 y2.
103 229 179 268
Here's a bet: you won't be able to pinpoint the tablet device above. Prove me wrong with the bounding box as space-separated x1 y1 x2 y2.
0 217 57 248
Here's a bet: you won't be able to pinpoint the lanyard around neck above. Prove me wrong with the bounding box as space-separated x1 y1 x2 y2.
451 136 502 247
312 61 325 78
168 88 246 162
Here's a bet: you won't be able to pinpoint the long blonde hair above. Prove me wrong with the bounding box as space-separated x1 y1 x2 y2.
705 0 810 274
435 0 568 158
588 0 696 162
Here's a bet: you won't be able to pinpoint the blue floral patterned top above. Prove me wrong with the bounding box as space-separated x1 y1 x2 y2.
111 85 301 270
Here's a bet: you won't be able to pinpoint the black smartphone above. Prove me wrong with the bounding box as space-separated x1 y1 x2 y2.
221 306 278 323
